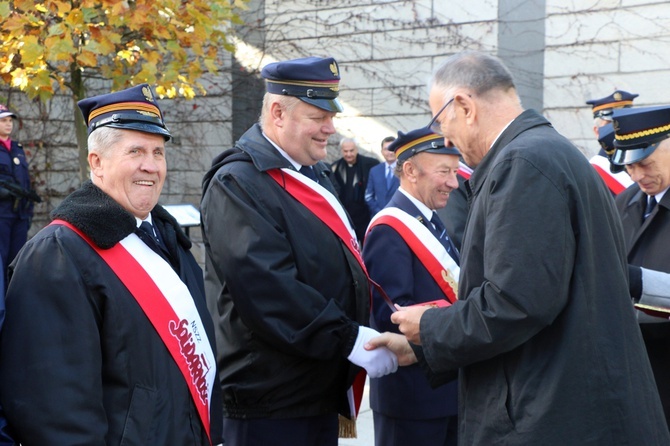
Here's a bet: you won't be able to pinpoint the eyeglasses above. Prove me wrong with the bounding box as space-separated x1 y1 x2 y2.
428 97 455 136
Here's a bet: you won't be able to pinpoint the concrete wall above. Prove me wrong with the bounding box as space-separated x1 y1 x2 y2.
7 0 670 262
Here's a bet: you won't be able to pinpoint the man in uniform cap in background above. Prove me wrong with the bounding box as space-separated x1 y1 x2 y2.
611 104 670 429
363 126 460 446
586 90 638 195
0 104 39 289
201 56 397 446
0 84 223 445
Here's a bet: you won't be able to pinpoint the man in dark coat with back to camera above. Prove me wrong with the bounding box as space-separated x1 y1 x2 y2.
610 105 670 430
0 84 223 446
200 56 397 446
367 50 670 445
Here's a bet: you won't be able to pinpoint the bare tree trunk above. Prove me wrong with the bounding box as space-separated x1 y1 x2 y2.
71 65 89 184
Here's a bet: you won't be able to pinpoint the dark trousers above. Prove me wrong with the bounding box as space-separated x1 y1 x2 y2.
0 216 29 288
373 411 458 446
222 413 338 446
641 322 670 429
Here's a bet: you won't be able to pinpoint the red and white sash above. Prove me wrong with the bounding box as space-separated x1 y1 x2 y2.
267 168 364 274
367 207 460 304
267 168 383 422
51 220 216 444
590 155 633 195
458 161 472 180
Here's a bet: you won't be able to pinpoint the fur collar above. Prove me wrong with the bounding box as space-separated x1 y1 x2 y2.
51 181 191 250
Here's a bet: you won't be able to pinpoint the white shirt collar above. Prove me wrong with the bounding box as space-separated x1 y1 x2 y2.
651 187 669 204
262 131 302 170
398 187 434 222
135 214 154 229
490 119 515 149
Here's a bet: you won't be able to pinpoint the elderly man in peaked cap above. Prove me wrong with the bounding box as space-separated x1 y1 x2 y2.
612 105 670 429
0 84 223 446
201 56 397 446
363 126 460 446
586 90 638 195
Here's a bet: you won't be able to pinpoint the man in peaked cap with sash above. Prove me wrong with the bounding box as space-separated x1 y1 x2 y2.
363 126 460 446
611 105 670 429
586 90 638 195
0 84 223 445
201 56 397 445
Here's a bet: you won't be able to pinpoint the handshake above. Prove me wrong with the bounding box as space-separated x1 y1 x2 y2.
347 326 400 378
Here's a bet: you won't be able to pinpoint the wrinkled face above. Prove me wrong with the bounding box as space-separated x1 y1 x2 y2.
341 141 358 164
625 140 670 196
89 130 166 219
0 116 14 139
381 141 396 163
409 152 460 210
276 100 337 165
428 86 481 167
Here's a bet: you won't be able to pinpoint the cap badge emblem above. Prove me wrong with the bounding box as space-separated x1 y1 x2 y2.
329 62 339 77
142 86 154 102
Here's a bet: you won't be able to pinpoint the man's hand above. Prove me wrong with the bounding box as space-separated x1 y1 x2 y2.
347 326 399 378
364 332 418 366
390 304 430 345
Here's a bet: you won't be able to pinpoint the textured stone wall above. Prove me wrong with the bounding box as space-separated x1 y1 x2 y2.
7 0 670 263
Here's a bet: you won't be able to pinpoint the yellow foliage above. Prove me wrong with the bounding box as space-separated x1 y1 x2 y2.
0 0 249 100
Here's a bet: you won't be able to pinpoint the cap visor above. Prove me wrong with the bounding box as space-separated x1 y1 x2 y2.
0 112 17 119
299 97 343 113
95 122 172 141
611 144 658 165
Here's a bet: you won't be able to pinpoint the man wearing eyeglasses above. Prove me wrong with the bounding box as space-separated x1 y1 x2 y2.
367 51 669 444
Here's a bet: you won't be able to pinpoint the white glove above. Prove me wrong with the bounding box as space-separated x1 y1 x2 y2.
347 326 398 378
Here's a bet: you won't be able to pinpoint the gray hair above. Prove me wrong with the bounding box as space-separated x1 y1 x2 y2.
430 51 516 97
258 93 301 127
87 126 127 156
339 137 359 149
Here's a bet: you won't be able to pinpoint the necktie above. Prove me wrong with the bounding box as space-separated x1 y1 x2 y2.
431 211 459 264
299 165 319 183
386 165 393 189
644 196 657 220
137 221 168 257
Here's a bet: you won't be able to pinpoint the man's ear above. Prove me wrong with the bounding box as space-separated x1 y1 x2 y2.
270 101 284 127
457 93 476 124
403 159 418 183
88 152 102 178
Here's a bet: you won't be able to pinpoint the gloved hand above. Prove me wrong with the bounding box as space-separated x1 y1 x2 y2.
347 326 398 378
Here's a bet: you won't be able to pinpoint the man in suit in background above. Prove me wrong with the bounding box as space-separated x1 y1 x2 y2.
331 138 379 241
365 136 399 218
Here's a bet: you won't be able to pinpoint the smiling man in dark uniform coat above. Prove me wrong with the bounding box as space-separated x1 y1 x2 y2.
201 56 397 446
611 105 670 429
363 126 460 446
0 85 223 445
